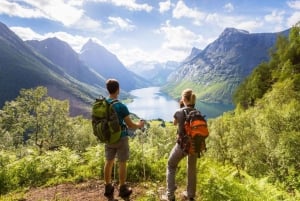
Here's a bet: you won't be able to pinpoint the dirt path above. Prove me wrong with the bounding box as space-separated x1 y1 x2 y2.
23 180 151 201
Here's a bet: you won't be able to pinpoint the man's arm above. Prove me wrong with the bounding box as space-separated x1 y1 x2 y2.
124 115 144 129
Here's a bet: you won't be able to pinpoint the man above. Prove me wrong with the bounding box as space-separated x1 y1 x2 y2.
104 78 145 200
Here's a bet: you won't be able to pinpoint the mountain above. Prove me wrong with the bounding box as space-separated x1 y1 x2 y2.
0 21 105 117
79 39 150 91
127 60 180 85
164 28 290 104
26 38 106 88
182 47 202 64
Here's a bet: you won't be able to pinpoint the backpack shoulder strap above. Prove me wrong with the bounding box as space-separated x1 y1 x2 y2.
103 98 118 120
182 107 195 121
182 108 188 120
110 99 119 105
106 98 119 105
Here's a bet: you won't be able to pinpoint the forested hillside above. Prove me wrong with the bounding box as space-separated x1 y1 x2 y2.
233 24 300 109
208 23 300 194
0 24 299 201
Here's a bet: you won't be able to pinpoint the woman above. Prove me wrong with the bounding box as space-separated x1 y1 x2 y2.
162 89 197 201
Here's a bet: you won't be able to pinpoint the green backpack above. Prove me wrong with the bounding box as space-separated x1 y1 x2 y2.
91 96 121 144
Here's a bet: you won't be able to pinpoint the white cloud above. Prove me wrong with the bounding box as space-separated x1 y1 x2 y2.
73 15 102 30
10 26 90 52
158 21 205 51
92 0 153 12
236 20 264 32
287 0 300 9
287 1 300 27
172 0 205 25
0 0 46 18
264 10 285 24
112 42 190 66
150 47 188 64
68 0 85 7
108 22 211 65
224 3 234 13
204 12 267 33
10 26 44 40
159 0 171 13
205 13 222 24
0 0 100 29
20 0 84 26
108 16 135 31
110 0 153 12
110 45 150 66
263 10 285 31
287 11 300 26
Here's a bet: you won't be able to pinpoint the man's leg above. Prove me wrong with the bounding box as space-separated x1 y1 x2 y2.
105 141 118 184
104 148 116 200
118 161 132 198
104 159 115 184
117 137 132 198
119 161 127 185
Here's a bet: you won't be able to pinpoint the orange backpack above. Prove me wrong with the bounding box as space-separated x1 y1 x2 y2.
179 108 209 157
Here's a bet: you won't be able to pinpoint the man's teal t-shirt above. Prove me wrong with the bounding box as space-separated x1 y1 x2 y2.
107 98 129 137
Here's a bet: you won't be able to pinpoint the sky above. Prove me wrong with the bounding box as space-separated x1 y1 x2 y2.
0 0 299 66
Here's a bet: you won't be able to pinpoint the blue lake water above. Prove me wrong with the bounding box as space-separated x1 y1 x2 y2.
126 87 235 121
127 87 178 121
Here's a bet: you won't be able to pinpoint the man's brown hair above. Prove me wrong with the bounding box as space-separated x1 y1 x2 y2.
106 79 119 94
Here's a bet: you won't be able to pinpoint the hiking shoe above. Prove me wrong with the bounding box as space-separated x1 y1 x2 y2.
104 183 114 198
119 184 132 198
160 193 175 201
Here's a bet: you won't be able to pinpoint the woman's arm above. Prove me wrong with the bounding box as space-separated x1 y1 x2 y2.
173 118 178 126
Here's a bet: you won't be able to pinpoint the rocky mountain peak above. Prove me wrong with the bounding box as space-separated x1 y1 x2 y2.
81 39 98 52
190 47 202 57
220 27 249 37
81 39 108 53
80 39 114 60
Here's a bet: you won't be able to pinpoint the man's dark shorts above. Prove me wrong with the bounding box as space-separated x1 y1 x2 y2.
105 137 129 162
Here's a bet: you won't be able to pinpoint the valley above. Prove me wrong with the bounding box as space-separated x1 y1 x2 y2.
0 20 290 120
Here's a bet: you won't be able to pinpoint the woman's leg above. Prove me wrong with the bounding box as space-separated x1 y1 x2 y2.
167 143 185 197
187 154 197 198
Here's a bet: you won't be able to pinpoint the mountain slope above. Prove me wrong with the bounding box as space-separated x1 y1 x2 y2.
26 38 106 88
164 28 290 104
0 21 105 116
79 39 150 91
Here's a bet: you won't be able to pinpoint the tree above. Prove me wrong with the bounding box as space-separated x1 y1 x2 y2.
0 87 48 148
0 87 65 150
